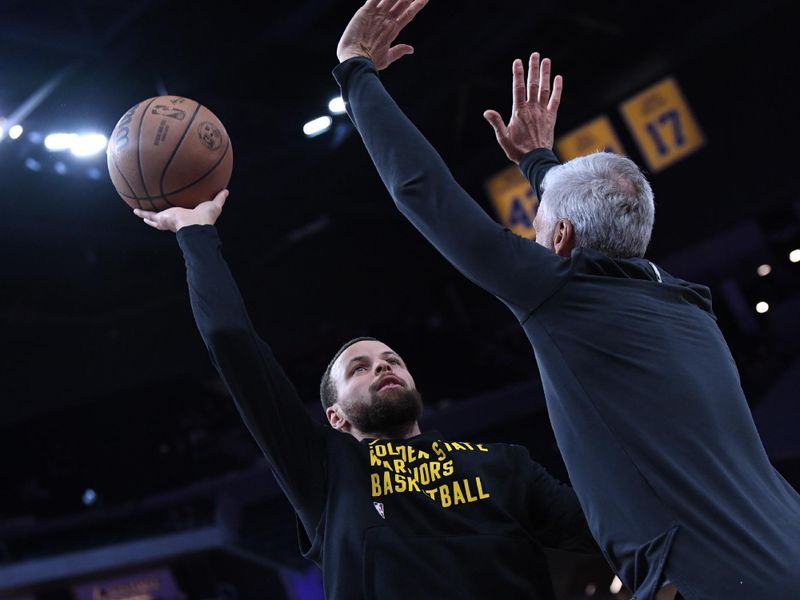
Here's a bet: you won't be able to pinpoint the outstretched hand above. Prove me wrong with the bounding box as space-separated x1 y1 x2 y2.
133 189 229 232
337 0 428 70
484 53 563 164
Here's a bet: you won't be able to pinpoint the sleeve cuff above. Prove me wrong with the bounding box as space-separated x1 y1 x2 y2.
332 56 377 94
176 223 219 250
518 147 559 175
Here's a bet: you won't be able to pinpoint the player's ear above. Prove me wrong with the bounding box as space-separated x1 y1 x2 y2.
326 405 347 430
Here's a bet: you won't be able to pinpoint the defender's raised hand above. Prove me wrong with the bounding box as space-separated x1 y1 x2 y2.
484 53 563 164
133 189 228 232
337 0 429 70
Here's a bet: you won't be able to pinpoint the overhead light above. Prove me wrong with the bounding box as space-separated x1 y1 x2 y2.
755 301 769 314
303 116 332 138
44 132 77 151
8 124 23 139
328 96 346 115
70 133 108 157
82 488 97 506
44 132 108 156
790 249 800 263
756 264 772 277
609 576 623 594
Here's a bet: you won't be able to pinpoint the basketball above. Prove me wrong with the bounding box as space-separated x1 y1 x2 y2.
106 96 233 211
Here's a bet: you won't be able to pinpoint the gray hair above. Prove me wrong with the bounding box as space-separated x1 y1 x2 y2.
539 152 655 258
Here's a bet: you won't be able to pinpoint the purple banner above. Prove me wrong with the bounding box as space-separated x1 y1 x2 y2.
72 568 184 600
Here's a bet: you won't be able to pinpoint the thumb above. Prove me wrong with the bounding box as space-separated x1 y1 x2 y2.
387 44 414 66
483 110 507 135
212 189 229 209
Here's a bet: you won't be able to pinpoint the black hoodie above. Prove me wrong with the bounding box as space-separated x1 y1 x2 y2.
176 225 597 600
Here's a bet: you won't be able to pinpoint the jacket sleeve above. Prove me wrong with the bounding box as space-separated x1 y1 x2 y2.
177 224 327 535
525 459 600 555
333 57 570 315
518 147 562 201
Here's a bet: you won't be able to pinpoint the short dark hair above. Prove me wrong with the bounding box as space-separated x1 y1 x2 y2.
319 336 379 410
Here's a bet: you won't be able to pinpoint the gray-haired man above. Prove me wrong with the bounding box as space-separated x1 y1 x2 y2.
334 1 800 598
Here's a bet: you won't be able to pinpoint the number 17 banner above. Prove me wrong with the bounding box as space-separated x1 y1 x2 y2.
619 77 705 173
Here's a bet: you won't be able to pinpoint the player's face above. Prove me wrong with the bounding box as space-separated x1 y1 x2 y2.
331 340 422 433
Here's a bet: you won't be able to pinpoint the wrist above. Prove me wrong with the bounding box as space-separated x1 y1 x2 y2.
176 218 212 232
337 46 371 64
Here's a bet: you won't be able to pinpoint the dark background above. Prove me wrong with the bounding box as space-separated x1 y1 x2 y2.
1 1 798 598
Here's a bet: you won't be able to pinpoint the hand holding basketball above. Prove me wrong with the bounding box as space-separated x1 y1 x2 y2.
133 189 229 232
107 96 233 211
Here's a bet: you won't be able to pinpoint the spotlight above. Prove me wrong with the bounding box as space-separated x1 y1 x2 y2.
9 124 23 140
54 161 68 175
756 264 771 277
82 488 97 506
790 249 800 264
71 133 108 157
303 116 332 138
755 301 769 314
328 96 346 115
44 132 77 151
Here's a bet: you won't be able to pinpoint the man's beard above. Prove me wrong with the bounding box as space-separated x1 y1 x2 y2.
346 386 423 434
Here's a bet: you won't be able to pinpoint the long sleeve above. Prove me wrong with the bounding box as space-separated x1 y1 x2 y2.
333 57 570 315
526 460 600 555
176 224 327 535
519 148 561 200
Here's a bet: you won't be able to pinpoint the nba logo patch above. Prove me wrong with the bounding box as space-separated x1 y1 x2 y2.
373 501 385 519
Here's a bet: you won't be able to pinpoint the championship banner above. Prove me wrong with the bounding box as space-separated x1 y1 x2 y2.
72 568 184 600
619 77 705 172
555 115 625 161
485 164 538 240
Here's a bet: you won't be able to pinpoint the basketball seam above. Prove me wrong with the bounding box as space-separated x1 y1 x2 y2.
136 98 160 200
158 102 202 205
110 155 143 210
116 138 231 201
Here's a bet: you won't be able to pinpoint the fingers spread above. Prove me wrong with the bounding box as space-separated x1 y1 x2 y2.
397 0 428 27
538 57 552 104
483 110 507 133
548 74 563 112
512 59 526 108
387 0 412 19
526 52 540 101
387 44 414 65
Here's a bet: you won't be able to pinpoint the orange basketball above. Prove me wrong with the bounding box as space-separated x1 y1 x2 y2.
106 96 233 211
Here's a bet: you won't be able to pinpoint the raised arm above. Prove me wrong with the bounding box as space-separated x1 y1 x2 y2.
334 0 568 314
133 193 327 535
